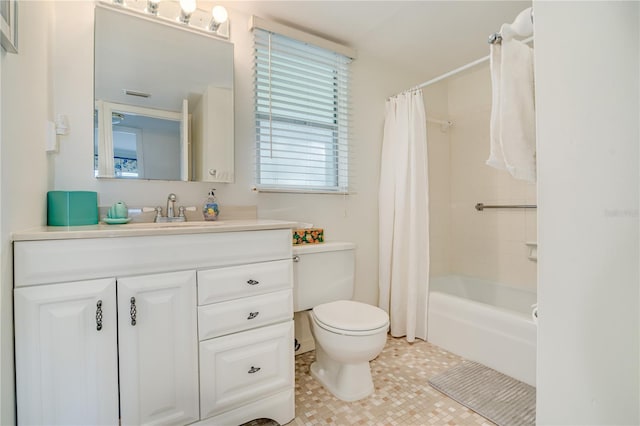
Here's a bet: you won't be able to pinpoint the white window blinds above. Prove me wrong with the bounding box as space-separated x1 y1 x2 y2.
253 27 352 193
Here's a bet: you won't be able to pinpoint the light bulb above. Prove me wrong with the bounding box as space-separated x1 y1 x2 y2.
209 5 228 31
179 0 196 24
211 6 228 24
179 0 196 14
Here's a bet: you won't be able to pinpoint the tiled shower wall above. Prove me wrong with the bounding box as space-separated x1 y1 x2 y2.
427 65 537 292
423 83 452 278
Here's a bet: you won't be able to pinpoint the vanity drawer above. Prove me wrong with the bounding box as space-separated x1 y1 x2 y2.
198 289 293 340
199 321 294 419
198 259 292 305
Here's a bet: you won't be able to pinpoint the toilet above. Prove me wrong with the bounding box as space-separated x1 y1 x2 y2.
293 242 389 401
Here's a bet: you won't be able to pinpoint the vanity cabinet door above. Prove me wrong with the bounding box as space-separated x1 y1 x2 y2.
14 278 119 426
117 270 199 426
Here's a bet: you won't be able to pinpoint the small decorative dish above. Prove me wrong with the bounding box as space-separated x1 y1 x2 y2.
102 217 132 225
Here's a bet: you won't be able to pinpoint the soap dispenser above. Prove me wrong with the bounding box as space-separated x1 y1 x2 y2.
203 189 220 221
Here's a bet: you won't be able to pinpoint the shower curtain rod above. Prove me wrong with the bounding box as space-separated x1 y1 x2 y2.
413 36 534 90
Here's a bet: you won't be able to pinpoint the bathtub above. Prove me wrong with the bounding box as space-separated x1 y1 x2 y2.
427 275 537 386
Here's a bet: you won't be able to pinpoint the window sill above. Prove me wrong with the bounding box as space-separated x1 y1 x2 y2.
252 186 352 195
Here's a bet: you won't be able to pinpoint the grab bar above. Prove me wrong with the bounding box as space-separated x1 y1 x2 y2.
475 203 537 211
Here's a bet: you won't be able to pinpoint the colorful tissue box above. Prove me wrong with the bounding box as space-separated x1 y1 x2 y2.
292 228 324 245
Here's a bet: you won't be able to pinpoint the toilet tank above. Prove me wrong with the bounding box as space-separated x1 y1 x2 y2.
293 242 355 312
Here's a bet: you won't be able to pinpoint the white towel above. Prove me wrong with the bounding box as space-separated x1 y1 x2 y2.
487 42 506 170
487 36 536 183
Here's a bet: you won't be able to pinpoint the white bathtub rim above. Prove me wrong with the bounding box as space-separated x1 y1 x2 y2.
429 291 535 326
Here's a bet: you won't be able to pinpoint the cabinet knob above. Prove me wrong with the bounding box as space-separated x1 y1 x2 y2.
130 297 137 326
247 311 259 320
246 279 260 285
96 300 103 331
248 366 261 374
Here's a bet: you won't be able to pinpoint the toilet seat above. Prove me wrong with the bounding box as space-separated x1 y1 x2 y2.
312 300 389 336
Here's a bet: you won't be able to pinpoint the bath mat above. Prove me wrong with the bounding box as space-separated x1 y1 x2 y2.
428 361 535 426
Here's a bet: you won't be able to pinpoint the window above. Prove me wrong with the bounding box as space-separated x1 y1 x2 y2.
253 25 352 193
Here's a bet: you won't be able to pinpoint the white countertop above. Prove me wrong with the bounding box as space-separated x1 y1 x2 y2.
12 219 298 241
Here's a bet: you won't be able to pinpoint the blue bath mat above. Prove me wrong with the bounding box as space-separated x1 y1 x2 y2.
428 361 536 426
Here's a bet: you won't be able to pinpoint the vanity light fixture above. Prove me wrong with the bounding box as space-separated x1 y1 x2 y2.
105 0 230 39
209 6 228 32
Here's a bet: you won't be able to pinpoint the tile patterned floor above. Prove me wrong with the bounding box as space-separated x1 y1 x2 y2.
249 336 495 426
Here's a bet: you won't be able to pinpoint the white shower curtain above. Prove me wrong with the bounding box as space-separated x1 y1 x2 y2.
378 90 430 342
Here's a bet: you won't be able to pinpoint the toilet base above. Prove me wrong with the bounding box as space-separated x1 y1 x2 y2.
309 359 374 402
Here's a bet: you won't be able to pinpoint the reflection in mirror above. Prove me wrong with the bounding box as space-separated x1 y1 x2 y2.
94 103 183 179
94 5 234 182
112 125 144 179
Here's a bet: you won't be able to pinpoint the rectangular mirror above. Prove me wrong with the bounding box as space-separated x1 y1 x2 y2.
94 5 234 182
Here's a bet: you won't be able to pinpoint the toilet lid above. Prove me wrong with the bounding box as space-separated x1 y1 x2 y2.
312 300 389 333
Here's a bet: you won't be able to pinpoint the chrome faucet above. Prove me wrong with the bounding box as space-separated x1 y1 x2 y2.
153 193 186 223
166 193 177 218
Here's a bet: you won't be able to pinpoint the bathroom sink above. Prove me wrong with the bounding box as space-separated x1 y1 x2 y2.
121 221 226 229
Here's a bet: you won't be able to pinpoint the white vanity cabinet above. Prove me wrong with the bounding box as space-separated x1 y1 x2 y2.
13 225 295 426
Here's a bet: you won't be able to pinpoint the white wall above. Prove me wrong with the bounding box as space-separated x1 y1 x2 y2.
535 1 639 424
0 2 53 423
50 3 423 306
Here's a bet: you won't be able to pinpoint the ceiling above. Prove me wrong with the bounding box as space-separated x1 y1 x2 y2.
222 1 531 85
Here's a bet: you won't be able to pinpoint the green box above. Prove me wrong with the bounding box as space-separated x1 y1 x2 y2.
47 191 98 226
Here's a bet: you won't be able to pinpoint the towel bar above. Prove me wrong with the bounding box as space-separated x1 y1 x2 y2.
475 203 537 211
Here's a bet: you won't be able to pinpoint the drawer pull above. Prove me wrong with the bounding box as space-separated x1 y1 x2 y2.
96 300 103 331
248 366 261 374
246 279 260 285
247 311 259 320
130 297 137 326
